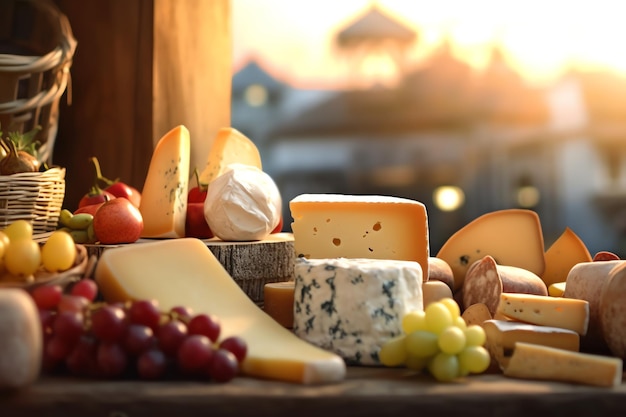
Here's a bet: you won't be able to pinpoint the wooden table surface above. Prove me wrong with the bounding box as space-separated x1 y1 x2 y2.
2 367 626 417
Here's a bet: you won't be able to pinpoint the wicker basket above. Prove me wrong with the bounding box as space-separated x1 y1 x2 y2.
0 0 77 165
0 243 91 290
0 167 65 233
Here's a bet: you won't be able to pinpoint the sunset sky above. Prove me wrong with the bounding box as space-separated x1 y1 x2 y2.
232 0 626 88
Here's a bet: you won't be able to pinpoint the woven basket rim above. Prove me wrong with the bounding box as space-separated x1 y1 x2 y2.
0 0 77 116
0 166 65 181
0 0 77 73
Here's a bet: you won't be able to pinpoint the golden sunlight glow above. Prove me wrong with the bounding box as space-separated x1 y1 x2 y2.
244 84 268 107
233 0 626 88
517 185 541 208
361 54 399 85
433 186 465 212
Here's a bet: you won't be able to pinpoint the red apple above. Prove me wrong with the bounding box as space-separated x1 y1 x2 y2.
74 202 104 216
79 188 115 208
271 215 284 234
105 181 142 207
185 203 213 239
187 168 207 203
187 186 207 204
593 251 620 261
93 198 144 244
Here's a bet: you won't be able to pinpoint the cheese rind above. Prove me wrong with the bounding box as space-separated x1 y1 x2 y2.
139 125 190 238
436 209 545 291
483 319 579 369
94 238 346 384
290 194 429 278
496 293 589 335
504 342 623 387
293 257 423 366
263 281 295 329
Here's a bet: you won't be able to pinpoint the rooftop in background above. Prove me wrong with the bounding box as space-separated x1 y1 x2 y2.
336 4 417 47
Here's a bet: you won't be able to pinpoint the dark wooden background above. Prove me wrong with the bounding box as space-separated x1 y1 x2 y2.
51 0 231 210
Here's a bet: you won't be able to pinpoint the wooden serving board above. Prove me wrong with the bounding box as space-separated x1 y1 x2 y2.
83 233 296 305
3 368 626 417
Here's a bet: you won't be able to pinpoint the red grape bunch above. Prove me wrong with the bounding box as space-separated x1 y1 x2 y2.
30 279 247 382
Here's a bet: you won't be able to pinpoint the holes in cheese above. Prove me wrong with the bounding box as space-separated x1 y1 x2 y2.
198 127 262 185
496 293 590 335
289 194 429 278
436 209 545 291
94 238 346 384
139 125 190 238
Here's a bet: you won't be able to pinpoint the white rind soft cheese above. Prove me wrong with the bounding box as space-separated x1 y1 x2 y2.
204 164 282 241
293 257 424 365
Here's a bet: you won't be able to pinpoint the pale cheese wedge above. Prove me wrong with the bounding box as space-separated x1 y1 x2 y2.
436 209 545 291
198 127 262 184
94 238 346 384
483 319 579 369
541 227 592 287
504 342 622 387
496 293 589 335
139 125 190 238
548 281 566 297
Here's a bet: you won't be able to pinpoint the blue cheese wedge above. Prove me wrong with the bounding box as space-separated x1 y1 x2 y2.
293 257 423 365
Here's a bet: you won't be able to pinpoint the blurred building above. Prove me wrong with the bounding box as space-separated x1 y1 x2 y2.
231 5 626 257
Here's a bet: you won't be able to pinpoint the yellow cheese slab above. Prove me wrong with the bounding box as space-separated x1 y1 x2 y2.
94 238 346 384
139 125 190 238
548 281 566 297
541 227 592 287
504 342 623 387
483 319 579 369
436 209 545 291
198 127 262 184
290 194 429 278
496 293 589 335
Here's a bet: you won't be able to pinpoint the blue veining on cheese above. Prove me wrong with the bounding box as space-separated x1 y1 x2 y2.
293 257 423 366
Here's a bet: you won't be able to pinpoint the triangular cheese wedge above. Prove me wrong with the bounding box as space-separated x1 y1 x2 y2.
198 127 262 184
139 125 190 238
541 227 591 287
94 238 346 384
436 209 545 290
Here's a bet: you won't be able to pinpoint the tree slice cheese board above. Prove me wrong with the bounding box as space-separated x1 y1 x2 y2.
82 233 295 305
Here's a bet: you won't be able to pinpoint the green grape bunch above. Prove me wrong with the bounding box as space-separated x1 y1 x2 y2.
379 298 491 382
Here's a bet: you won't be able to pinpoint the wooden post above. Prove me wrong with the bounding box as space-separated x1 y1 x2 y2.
52 0 231 210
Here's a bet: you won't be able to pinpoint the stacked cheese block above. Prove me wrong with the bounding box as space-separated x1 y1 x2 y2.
287 194 439 366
